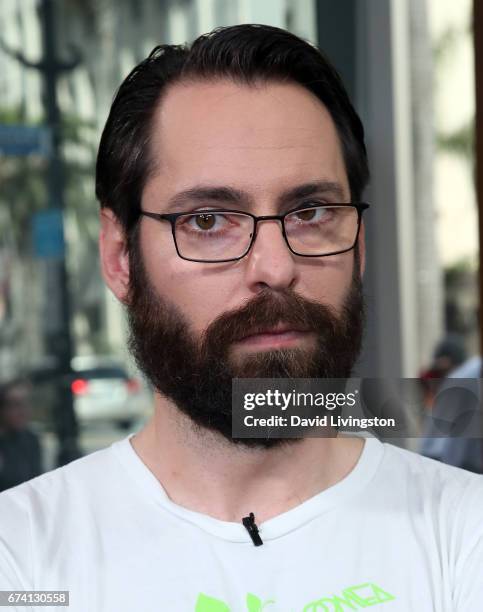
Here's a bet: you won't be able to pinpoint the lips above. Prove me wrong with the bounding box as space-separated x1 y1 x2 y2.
238 322 309 341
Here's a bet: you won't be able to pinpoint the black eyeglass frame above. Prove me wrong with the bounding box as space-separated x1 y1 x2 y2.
139 202 370 263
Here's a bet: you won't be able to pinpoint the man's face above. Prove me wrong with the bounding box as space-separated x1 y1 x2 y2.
100 79 366 447
0 385 31 431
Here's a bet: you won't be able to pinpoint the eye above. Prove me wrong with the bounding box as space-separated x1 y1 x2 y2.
194 213 217 230
178 211 237 235
291 206 331 223
295 208 318 221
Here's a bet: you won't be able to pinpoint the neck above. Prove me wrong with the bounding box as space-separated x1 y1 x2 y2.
131 393 364 524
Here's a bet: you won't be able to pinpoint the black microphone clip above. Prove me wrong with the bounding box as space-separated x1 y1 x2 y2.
242 512 263 546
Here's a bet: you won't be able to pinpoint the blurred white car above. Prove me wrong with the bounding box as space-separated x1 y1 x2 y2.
70 356 152 429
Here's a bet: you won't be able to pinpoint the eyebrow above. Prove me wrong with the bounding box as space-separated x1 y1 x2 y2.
164 180 348 212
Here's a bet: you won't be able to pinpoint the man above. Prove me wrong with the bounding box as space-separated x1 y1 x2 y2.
0 24 482 612
0 379 42 492
421 355 483 473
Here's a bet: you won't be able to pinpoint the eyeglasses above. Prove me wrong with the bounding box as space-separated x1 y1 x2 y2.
139 203 370 263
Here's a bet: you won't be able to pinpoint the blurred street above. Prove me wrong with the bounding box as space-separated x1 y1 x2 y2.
40 418 147 473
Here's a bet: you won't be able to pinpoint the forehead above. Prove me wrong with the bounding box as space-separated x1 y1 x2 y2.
144 79 349 208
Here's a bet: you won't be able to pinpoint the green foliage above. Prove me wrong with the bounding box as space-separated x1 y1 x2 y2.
0 107 42 248
0 105 103 350
0 107 36 125
433 19 475 163
437 120 474 160
0 106 98 252
444 257 477 285
433 26 461 65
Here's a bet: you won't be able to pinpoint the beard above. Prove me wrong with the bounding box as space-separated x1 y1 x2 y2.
125 235 365 449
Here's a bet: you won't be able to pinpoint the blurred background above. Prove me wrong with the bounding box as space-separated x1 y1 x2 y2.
0 0 481 481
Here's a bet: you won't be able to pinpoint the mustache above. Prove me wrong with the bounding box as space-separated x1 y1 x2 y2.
200 288 342 350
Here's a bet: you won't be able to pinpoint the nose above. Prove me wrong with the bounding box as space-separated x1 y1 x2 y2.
243 218 298 291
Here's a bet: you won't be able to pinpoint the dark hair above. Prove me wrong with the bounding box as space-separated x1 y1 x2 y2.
96 24 369 241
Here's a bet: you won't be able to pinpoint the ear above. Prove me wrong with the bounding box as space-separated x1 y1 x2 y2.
357 220 366 278
99 208 131 303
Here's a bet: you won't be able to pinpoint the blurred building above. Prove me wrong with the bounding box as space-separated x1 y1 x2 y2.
428 0 479 356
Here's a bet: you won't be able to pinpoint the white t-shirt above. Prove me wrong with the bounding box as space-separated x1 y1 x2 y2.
0 435 482 611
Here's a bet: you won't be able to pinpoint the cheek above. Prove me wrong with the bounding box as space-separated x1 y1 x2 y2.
303 254 355 307
174 279 230 332
148 255 235 334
